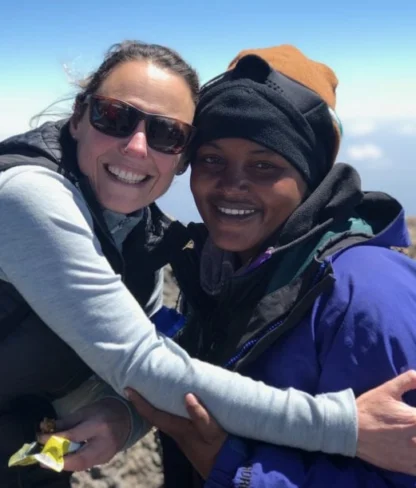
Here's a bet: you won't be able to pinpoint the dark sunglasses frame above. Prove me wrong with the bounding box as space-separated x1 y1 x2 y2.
85 94 196 155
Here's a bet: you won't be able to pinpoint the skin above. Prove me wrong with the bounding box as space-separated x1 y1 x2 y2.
190 138 308 263
70 60 195 214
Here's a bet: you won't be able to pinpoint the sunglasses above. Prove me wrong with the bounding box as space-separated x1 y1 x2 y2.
86 95 195 155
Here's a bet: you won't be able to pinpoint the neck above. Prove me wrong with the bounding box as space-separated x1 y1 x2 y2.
237 249 257 267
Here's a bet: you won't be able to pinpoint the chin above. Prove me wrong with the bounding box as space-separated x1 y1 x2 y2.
211 235 252 254
101 199 144 215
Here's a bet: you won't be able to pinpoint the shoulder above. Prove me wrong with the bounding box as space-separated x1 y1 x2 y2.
330 244 416 293
0 165 93 229
312 244 416 396
315 244 416 338
0 164 79 194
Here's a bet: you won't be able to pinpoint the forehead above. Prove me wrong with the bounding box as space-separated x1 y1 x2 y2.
199 138 277 155
97 60 194 121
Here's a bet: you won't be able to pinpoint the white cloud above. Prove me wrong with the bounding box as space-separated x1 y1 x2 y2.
0 89 73 143
345 120 377 137
347 143 383 161
397 123 416 135
337 78 416 120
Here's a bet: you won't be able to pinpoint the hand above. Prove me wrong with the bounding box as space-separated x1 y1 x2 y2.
37 398 131 472
357 370 416 475
125 389 226 479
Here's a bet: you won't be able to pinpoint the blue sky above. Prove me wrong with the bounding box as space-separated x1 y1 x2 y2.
1 0 415 220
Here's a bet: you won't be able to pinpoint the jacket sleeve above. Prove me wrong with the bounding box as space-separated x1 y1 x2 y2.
0 166 357 454
206 246 416 487
207 440 414 488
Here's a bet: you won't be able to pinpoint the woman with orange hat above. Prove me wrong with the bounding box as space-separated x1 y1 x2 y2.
126 46 416 487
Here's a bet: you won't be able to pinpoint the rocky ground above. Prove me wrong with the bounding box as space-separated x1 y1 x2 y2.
407 217 416 258
73 219 416 487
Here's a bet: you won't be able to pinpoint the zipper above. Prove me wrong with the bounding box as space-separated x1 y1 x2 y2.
237 466 253 487
224 261 328 370
224 314 288 369
79 180 126 280
109 217 130 235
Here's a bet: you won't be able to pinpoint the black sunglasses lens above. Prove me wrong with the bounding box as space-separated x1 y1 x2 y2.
90 98 139 137
89 96 192 153
147 117 189 154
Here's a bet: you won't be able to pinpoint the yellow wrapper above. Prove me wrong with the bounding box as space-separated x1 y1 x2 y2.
8 436 81 472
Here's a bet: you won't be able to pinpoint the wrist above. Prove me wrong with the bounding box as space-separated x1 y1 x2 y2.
96 396 132 450
206 436 248 487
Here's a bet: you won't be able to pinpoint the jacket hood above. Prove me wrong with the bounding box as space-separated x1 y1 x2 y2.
263 162 408 253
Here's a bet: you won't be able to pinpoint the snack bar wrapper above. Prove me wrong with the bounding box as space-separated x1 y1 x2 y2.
8 436 82 472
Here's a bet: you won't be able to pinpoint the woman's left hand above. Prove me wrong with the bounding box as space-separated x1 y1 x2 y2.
37 397 131 471
126 388 227 479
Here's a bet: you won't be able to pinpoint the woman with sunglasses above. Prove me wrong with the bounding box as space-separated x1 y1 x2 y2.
0 40 415 488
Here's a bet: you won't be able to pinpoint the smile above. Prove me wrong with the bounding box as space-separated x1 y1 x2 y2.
217 206 257 216
106 164 150 185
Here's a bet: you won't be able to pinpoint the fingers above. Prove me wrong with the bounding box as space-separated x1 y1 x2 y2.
185 394 210 426
386 370 416 398
37 427 84 445
37 409 86 445
62 438 111 472
39 416 117 446
125 388 191 435
185 394 225 442
37 433 51 445
54 410 85 432
53 423 98 444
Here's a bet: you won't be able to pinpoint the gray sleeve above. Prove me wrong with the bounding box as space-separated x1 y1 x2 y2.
52 376 149 449
81 382 151 450
0 166 357 456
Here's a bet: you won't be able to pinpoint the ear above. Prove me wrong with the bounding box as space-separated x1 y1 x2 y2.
69 116 80 140
70 95 87 140
175 154 190 175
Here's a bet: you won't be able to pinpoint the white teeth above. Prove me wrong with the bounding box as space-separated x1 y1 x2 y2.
217 206 256 216
107 165 147 184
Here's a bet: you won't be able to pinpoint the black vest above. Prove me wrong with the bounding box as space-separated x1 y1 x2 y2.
0 121 173 474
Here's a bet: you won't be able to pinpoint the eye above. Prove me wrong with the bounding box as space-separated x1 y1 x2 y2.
248 161 285 181
253 161 279 170
195 154 224 166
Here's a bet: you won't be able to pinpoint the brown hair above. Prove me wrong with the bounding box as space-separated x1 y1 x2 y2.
72 40 200 124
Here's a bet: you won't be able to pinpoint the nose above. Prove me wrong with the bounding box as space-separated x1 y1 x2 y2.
121 121 148 158
218 166 249 193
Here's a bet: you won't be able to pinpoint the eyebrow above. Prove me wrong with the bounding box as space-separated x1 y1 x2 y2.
99 92 172 117
249 148 277 155
203 142 277 156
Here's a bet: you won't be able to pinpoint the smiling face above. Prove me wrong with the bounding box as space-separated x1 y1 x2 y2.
190 138 308 263
70 60 195 214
